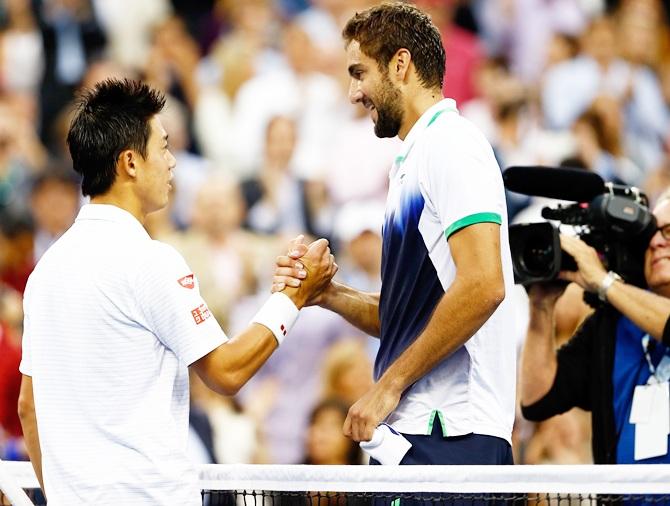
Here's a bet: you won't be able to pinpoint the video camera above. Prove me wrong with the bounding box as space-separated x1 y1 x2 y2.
504 166 657 291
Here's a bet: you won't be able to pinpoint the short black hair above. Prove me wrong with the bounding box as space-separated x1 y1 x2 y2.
67 79 166 197
342 2 445 90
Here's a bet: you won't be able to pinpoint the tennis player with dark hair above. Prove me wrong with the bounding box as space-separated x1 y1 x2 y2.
275 2 516 465
17 78 337 505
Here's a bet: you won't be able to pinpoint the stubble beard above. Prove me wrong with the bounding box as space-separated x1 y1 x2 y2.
373 75 404 139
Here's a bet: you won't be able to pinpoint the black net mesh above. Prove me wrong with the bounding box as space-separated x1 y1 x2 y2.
200 490 670 506
3 488 670 505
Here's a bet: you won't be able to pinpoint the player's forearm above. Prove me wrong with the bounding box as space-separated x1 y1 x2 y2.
320 280 381 337
194 326 278 396
17 376 44 495
520 303 559 406
604 279 670 344
376 274 503 395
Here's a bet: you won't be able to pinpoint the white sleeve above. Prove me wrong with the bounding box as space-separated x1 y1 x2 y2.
135 242 228 365
419 119 506 240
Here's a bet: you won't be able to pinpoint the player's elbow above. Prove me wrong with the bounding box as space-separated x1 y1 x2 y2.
489 281 505 309
213 370 246 396
17 391 34 424
192 351 246 396
476 272 505 313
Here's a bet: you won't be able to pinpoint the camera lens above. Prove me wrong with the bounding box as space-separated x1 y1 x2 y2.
520 231 555 276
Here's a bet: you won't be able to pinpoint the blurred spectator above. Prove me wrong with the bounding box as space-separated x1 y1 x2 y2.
542 16 670 171
231 20 342 178
524 410 593 464
643 152 670 205
193 36 257 173
38 0 106 148
331 201 384 354
29 170 80 261
170 174 257 327
615 0 668 70
303 398 363 465
235 301 357 463
160 96 212 228
0 115 31 217
415 0 484 106
296 0 373 78
321 338 374 407
320 102 399 207
144 16 200 108
474 0 589 83
0 0 44 94
544 32 579 70
241 115 327 237
91 0 170 71
0 285 24 457
203 0 281 79
571 105 644 184
190 372 261 464
0 213 34 294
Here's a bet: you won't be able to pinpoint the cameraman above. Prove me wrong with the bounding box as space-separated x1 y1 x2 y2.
521 193 670 464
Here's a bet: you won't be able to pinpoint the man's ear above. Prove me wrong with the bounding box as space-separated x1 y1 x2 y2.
391 48 412 83
118 150 138 179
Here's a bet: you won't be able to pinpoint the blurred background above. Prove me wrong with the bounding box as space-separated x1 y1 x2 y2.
0 0 668 467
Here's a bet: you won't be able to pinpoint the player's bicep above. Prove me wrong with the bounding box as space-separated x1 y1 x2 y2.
448 222 504 294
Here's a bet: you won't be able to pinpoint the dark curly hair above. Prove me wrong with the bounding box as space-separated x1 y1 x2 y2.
342 2 445 89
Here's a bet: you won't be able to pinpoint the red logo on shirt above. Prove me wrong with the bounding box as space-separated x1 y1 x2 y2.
178 274 195 289
191 304 212 325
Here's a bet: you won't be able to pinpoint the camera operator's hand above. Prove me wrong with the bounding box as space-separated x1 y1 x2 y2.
558 235 608 293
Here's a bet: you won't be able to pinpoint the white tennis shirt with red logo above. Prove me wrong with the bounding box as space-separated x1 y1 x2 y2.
20 204 228 506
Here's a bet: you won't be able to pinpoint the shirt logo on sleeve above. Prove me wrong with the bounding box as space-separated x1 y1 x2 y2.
191 304 212 325
178 274 195 289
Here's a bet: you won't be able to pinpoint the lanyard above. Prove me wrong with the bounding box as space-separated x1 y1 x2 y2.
642 334 670 383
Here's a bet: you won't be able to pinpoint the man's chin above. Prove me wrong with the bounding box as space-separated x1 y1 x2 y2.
374 124 399 138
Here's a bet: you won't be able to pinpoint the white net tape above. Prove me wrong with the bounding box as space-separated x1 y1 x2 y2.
1 461 670 497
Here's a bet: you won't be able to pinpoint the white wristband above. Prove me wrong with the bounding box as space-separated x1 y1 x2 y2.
251 292 300 345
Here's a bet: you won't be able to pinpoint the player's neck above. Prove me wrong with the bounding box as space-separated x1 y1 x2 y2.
90 189 146 225
398 87 444 140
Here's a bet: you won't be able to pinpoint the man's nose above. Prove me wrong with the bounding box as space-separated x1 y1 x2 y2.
348 80 362 104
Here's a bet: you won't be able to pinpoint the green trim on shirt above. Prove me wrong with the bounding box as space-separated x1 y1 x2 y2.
444 212 502 240
426 107 450 127
394 106 456 165
394 143 416 165
427 409 447 436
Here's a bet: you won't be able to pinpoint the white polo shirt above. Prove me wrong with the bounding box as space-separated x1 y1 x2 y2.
20 204 228 506
378 99 517 443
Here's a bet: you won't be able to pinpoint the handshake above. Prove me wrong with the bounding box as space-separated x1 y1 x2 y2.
272 235 339 309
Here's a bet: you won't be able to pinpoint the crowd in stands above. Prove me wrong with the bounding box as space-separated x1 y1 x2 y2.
0 0 669 466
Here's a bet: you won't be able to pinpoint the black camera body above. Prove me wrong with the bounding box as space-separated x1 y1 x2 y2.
504 167 657 290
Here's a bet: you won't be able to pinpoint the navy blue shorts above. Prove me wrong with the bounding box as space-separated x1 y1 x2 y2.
369 421 514 465
368 423 514 506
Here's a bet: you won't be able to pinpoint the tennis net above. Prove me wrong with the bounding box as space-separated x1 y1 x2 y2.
2 461 670 505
